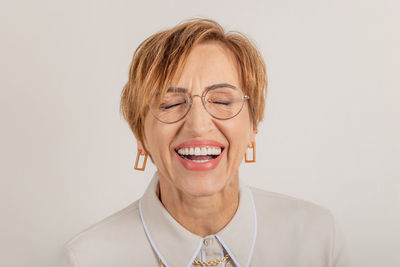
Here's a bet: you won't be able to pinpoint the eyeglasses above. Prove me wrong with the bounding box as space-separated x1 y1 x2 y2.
149 83 249 124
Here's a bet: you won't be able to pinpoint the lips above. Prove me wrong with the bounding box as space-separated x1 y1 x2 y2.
174 140 225 171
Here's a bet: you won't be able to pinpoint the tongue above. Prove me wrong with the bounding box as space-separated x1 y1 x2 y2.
185 155 214 160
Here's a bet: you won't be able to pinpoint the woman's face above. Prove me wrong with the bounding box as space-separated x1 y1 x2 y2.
139 42 256 197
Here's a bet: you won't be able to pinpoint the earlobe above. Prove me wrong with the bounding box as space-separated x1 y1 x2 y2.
137 140 145 154
135 133 152 161
134 132 147 154
248 127 257 147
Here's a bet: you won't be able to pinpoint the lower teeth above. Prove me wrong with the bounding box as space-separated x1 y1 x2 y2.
180 155 212 163
191 159 210 163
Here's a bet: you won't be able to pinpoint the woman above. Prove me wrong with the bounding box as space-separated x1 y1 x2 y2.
61 19 349 267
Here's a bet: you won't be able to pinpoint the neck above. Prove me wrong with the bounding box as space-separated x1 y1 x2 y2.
158 176 239 237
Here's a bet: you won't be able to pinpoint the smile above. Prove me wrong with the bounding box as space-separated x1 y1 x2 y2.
174 140 225 171
176 146 222 162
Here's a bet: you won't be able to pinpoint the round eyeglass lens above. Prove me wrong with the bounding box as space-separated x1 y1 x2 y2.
204 86 246 120
149 90 190 123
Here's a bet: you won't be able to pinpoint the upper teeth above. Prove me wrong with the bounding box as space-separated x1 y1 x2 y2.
177 147 222 156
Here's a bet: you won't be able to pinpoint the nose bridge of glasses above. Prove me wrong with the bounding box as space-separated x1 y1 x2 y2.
185 94 210 122
189 94 206 106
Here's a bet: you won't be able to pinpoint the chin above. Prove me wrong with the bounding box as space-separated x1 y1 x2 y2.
178 172 232 197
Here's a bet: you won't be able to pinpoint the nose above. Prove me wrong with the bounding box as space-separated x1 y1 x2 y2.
182 95 213 136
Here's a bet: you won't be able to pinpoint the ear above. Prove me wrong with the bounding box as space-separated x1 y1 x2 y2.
248 124 258 147
134 132 147 155
136 140 146 155
135 134 153 162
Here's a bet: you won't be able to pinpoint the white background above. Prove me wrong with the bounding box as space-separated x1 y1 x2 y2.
0 0 399 266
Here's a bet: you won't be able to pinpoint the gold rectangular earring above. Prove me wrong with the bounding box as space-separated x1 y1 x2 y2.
245 141 256 163
134 149 148 171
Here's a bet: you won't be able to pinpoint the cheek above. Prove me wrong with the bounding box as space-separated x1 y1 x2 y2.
229 110 253 145
220 119 252 158
143 117 177 160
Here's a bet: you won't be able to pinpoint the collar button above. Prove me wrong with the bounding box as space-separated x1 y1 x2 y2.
203 238 210 246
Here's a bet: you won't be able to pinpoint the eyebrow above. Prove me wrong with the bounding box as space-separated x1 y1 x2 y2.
166 83 238 93
206 83 237 91
166 87 188 93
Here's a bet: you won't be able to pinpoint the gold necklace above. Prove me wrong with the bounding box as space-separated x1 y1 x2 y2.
193 254 231 266
159 254 231 266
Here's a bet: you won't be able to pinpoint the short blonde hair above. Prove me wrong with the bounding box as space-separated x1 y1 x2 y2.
120 18 267 148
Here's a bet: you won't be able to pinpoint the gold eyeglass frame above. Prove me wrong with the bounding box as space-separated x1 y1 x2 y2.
149 83 250 124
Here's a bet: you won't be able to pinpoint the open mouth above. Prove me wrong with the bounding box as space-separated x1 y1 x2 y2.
175 146 223 163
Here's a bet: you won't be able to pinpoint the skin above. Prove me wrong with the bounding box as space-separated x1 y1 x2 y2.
137 41 257 237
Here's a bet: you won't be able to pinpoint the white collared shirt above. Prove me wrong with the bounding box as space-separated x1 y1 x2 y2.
60 173 350 267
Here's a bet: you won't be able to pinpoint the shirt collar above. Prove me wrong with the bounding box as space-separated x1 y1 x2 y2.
139 172 257 267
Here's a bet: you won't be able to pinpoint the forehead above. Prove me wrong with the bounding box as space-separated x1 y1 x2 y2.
170 42 241 89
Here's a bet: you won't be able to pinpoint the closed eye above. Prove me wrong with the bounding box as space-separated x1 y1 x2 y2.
161 102 185 110
211 101 231 105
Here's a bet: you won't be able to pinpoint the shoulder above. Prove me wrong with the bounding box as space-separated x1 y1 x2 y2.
248 187 350 266
250 186 333 219
249 186 335 235
65 200 142 249
61 200 153 266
